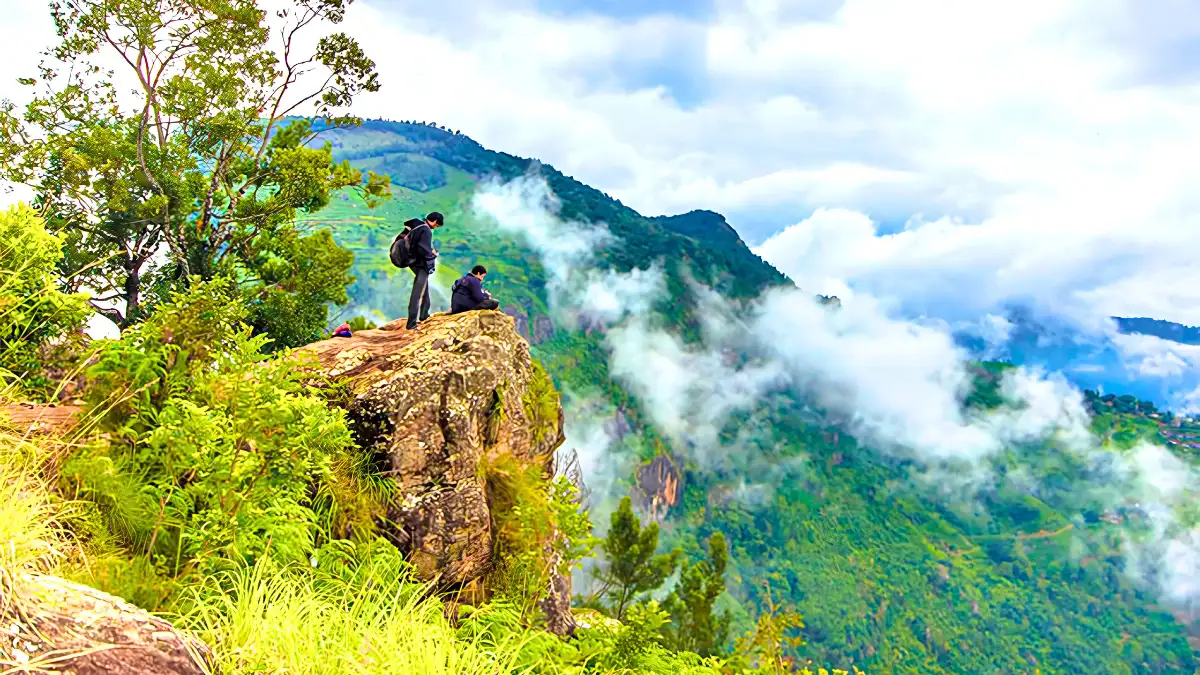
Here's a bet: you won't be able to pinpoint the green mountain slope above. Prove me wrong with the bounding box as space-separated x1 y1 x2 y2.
307 119 1198 674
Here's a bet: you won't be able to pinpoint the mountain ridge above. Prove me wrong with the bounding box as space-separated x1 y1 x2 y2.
1114 316 1200 345
312 118 792 302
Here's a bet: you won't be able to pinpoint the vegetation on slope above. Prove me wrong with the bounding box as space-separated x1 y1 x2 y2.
1 2 1195 673
0 177 857 674
307 121 1200 674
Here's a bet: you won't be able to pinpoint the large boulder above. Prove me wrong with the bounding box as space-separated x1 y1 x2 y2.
1 574 210 674
303 311 566 590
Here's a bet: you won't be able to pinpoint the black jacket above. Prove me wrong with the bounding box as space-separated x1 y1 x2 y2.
451 274 489 313
408 222 436 274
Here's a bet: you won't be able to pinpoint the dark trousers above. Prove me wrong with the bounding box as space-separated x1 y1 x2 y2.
408 268 431 326
450 297 500 315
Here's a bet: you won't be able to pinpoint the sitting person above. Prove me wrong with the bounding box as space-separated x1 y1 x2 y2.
450 265 500 314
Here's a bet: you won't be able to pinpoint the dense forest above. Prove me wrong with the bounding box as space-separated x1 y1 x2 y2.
1 1 1198 674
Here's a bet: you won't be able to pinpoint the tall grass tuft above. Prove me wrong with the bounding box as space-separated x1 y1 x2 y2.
182 555 533 675
0 433 69 578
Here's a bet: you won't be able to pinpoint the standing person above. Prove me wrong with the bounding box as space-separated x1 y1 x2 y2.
406 211 444 330
450 265 501 314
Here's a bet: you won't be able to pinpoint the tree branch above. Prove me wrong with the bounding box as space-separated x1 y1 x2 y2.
89 300 125 327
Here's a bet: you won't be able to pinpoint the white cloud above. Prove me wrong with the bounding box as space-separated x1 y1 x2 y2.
470 172 1200 609
1113 333 1200 379
342 0 1200 332
4 0 1199 331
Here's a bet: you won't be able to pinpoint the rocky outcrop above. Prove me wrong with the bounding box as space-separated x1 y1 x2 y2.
604 405 632 442
499 306 553 346
502 307 530 342
303 311 568 597
1 574 210 674
634 455 682 523
532 315 554 344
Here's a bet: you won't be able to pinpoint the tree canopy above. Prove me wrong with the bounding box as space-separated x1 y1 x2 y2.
0 0 390 342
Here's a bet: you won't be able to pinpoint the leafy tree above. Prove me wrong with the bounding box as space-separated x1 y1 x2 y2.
593 496 680 620
240 227 356 349
0 0 390 335
0 203 90 398
663 531 732 658
733 581 808 675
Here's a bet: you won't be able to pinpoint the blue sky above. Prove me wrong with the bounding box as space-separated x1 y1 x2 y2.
2 0 1199 405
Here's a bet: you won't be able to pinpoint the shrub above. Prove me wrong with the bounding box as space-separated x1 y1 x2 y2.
66 278 354 581
0 203 90 399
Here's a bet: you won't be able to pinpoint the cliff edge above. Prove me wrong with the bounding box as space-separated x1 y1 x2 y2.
302 311 566 595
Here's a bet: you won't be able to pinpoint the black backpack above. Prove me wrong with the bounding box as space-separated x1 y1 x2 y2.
389 218 426 269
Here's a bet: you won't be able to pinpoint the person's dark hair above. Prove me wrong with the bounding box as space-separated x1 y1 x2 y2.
426 211 444 227
471 265 487 275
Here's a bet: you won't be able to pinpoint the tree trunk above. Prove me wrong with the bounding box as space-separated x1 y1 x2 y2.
121 256 142 329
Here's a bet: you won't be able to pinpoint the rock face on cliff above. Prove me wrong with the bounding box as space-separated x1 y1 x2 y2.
303 311 567 598
634 455 682 524
2 574 210 674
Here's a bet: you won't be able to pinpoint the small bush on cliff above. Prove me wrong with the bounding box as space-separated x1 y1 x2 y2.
524 360 562 445
64 279 355 583
485 454 597 625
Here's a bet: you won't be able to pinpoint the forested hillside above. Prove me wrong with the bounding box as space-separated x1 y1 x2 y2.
0 1 1195 671
307 119 1200 674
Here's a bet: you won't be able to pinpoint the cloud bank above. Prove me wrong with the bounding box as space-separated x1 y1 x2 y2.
472 174 1200 612
3 0 1195 401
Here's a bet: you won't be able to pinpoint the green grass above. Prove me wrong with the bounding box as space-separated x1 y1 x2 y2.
182 558 531 675
0 427 69 580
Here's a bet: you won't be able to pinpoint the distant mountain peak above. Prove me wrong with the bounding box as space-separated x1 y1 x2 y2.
1113 317 1200 345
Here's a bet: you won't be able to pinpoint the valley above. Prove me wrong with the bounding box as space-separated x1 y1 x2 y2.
306 119 1200 674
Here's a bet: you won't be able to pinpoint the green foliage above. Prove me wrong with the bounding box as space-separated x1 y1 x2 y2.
594 496 681 620
670 402 1195 674
609 600 673 666
0 0 390 329
663 531 733 658
0 203 90 398
241 227 357 349
314 443 397 544
552 477 598 572
182 544 533 675
346 315 378 331
525 360 563 444
732 584 808 675
485 454 597 626
67 279 353 579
